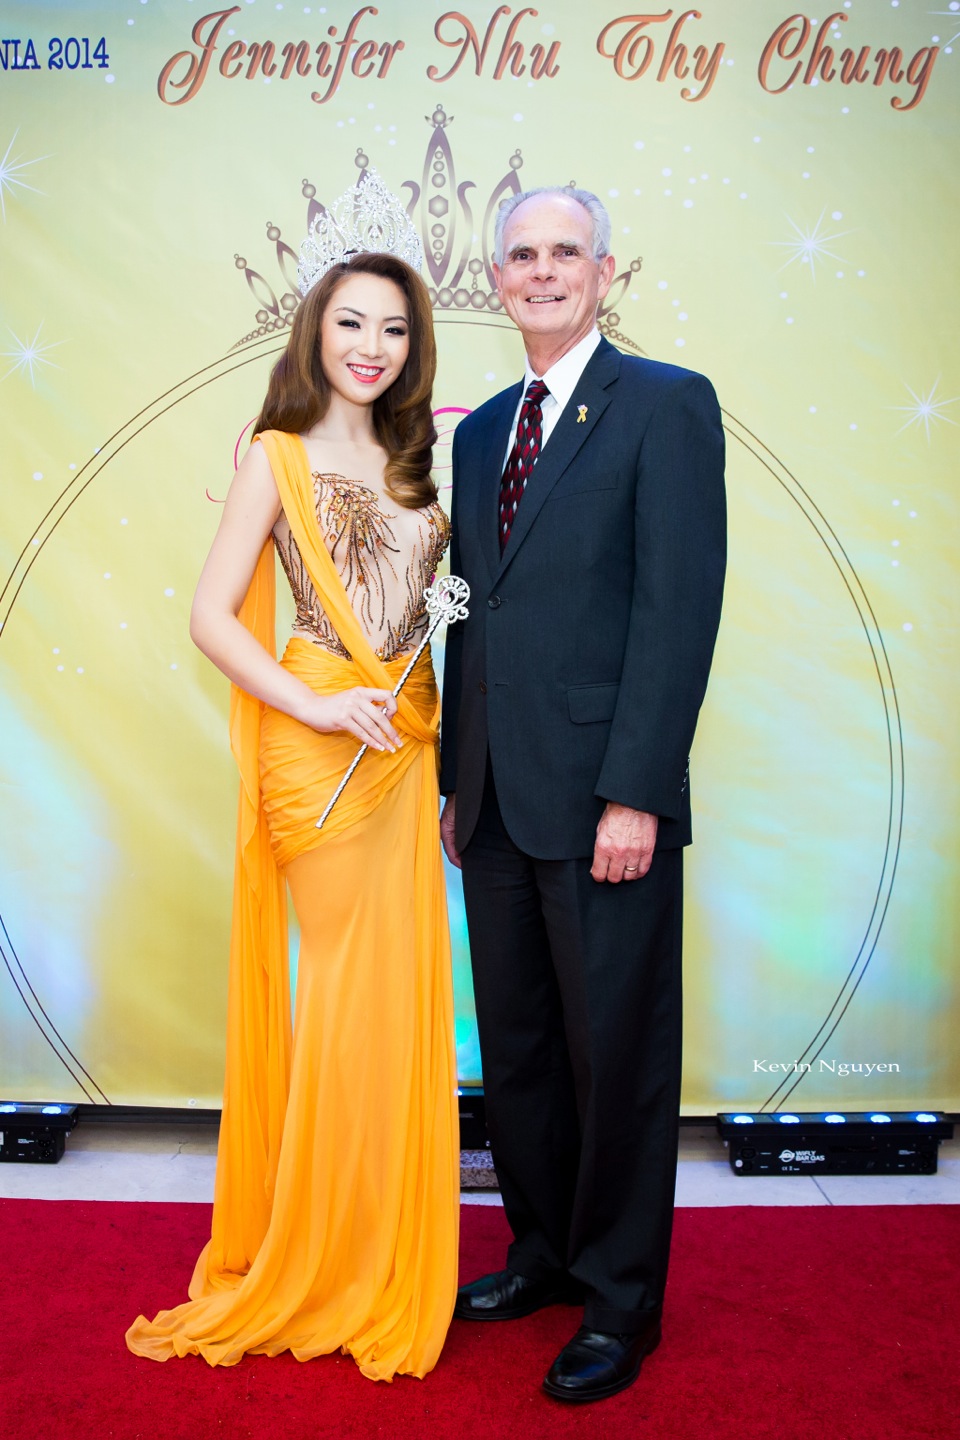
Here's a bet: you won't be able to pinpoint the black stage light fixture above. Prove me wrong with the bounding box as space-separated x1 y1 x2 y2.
457 1088 488 1151
716 1110 954 1176
0 1102 79 1164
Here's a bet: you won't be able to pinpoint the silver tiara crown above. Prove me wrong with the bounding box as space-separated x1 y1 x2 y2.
296 166 424 295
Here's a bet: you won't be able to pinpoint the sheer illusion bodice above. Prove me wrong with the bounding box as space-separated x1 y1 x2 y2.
273 471 450 663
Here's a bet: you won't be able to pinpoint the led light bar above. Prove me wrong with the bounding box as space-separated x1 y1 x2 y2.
716 1111 953 1176
0 1101 79 1165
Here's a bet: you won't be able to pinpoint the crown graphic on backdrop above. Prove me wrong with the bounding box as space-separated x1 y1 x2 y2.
232 107 643 354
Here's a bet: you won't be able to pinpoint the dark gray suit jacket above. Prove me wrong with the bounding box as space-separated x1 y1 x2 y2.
440 336 726 860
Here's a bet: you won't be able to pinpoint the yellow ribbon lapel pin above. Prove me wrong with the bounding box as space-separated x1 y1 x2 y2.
576 404 588 423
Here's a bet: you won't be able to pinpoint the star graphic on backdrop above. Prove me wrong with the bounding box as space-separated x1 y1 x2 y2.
770 210 851 282
2 324 63 386
0 129 47 221
891 377 959 442
929 9 960 49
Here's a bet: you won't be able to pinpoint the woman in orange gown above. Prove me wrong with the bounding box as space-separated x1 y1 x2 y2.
125 248 459 1381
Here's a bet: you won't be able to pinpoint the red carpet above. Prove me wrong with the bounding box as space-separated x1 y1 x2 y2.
0 1199 957 1439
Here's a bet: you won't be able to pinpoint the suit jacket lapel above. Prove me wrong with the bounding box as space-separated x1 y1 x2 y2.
476 381 523 581
492 339 622 585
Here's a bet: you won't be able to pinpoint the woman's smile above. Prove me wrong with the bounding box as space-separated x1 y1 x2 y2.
346 362 386 384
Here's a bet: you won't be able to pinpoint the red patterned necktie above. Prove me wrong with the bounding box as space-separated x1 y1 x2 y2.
498 378 550 553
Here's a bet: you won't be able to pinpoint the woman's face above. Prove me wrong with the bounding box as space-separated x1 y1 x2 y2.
319 271 411 407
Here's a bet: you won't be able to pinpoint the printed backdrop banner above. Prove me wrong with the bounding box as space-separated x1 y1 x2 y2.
1 1 957 1113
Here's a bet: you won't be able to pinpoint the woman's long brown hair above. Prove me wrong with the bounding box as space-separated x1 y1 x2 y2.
254 252 438 509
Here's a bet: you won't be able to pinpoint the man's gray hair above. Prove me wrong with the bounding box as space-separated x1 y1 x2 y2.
493 187 612 267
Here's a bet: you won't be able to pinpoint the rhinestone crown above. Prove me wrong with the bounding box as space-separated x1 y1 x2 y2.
297 166 424 295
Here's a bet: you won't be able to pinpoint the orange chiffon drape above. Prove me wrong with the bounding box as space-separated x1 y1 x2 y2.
125 430 459 1380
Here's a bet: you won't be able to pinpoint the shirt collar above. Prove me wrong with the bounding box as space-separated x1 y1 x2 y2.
523 327 602 411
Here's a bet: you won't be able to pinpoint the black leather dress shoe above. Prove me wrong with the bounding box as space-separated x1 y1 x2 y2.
453 1267 577 1321
542 1320 662 1402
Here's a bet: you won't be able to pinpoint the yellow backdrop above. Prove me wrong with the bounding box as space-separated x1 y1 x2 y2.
1 0 957 1112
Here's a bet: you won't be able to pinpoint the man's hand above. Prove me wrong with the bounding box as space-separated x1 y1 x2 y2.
440 795 461 869
591 802 658 883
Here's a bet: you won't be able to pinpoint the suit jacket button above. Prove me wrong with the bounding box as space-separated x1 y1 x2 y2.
488 595 501 609
479 681 487 694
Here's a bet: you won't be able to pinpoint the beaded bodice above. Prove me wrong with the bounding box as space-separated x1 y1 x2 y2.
273 471 450 663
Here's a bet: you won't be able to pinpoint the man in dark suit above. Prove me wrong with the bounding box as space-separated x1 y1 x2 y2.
440 186 726 1403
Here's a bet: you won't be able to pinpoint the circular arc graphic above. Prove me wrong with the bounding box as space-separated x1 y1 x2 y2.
0 330 904 1111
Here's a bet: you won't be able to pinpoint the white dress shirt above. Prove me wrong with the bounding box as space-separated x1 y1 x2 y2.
501 327 602 472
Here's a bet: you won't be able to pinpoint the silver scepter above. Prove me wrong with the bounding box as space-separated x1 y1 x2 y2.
315 574 470 829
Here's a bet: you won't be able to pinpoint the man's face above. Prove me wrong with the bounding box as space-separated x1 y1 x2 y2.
493 194 616 353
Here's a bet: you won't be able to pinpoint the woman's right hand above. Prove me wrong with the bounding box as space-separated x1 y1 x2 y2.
305 688 402 752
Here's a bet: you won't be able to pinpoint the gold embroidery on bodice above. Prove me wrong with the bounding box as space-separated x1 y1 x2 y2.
273 472 451 663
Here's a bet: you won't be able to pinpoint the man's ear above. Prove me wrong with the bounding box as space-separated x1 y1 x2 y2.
597 253 617 304
492 261 503 299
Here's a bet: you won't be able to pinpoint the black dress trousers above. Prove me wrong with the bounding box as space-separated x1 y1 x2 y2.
460 760 684 1334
